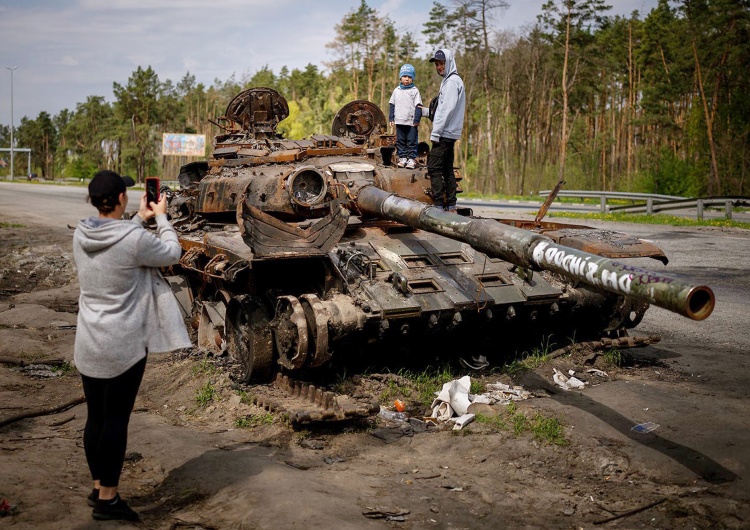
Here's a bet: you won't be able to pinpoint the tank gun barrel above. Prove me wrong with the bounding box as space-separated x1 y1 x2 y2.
355 185 714 321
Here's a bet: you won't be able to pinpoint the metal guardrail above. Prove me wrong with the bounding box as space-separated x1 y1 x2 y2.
538 189 749 220
610 196 750 220
539 190 685 214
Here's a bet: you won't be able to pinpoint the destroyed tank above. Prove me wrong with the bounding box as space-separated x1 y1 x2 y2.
164 87 715 385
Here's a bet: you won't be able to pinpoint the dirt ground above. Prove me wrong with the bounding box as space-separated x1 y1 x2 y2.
1 210 749 529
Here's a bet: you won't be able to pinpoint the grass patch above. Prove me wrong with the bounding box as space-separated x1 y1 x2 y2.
474 404 567 445
378 366 461 409
503 338 553 376
475 413 508 431
52 361 76 375
549 211 750 230
191 357 217 376
234 412 274 428
236 389 255 405
530 415 567 445
602 348 624 367
195 381 216 407
0 221 24 228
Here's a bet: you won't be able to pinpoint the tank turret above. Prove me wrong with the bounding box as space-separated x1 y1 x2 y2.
165 88 713 382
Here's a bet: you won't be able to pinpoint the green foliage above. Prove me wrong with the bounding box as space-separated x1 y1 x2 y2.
640 148 702 197
378 366 458 409
549 211 750 230
191 357 217 376
504 338 553 376
52 361 76 375
475 413 509 431
234 413 274 428
236 389 255 405
530 414 568 445
9 0 750 196
0 221 24 228
602 348 624 367
64 157 97 181
195 381 216 407
475 404 567 445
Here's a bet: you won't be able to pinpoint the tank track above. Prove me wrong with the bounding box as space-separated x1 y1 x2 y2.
252 373 380 424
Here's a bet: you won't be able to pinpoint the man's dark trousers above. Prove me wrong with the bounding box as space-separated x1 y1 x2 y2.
428 138 457 209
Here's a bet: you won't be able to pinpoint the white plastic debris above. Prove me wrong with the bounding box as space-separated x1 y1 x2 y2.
431 401 454 422
431 375 472 416
553 368 587 390
452 413 475 430
431 376 532 423
586 368 609 378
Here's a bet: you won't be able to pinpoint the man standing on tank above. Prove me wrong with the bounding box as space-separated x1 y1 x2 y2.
427 49 465 212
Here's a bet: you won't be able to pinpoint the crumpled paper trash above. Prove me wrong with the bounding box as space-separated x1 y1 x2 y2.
474 382 531 405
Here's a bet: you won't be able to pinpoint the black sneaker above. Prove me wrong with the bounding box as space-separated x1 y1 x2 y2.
87 488 99 507
92 494 140 522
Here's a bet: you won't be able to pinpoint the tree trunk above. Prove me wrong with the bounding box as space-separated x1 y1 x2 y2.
692 39 720 195
558 3 572 182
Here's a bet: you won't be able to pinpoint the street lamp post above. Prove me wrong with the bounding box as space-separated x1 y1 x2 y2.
6 66 18 181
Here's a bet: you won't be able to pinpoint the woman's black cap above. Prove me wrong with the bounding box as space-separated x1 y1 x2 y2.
88 170 135 198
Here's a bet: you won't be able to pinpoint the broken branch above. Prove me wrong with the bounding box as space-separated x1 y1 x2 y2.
0 396 86 429
593 498 666 525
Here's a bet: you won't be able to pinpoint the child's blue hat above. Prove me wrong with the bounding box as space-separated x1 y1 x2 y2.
399 64 416 80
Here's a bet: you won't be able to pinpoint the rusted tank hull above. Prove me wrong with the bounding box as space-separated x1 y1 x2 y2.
164 87 715 384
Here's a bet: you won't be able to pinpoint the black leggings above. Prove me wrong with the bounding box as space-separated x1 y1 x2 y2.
81 357 146 487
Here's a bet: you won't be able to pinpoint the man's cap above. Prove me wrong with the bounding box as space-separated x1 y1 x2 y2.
399 63 416 80
88 170 135 198
429 49 447 63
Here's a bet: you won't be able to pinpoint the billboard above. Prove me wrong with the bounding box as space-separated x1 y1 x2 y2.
162 133 206 157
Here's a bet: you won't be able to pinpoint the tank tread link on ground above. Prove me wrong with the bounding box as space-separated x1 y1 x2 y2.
163 87 714 384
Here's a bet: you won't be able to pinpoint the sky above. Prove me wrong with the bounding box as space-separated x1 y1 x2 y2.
0 0 658 126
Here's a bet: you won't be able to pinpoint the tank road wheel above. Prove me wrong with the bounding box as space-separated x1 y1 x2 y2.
225 295 275 383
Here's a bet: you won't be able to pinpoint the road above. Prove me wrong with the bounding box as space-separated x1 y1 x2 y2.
0 181 145 227
2 181 749 527
3 180 746 225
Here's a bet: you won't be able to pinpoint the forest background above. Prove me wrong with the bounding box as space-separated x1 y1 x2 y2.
1 0 748 197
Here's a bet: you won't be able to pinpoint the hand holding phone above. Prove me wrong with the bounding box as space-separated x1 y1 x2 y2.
145 177 160 207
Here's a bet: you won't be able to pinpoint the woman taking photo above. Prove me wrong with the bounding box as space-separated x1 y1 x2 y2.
73 170 190 521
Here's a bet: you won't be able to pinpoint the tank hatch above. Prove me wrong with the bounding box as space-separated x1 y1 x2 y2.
331 100 387 144
222 87 289 138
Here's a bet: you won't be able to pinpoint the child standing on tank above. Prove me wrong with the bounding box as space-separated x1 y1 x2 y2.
389 64 423 169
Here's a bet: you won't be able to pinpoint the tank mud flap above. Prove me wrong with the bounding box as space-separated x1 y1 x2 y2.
252 373 379 424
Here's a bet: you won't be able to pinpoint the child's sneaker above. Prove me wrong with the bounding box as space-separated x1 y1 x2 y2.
397 158 407 168
405 159 416 169
92 494 140 522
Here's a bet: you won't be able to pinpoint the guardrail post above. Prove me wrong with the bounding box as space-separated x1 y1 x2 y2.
600 195 607 213
646 197 653 215
697 199 704 220
725 200 733 220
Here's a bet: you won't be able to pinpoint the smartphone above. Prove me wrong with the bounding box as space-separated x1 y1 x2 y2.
145 177 160 206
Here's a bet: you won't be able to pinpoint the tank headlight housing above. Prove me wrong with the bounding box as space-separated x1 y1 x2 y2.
288 167 327 208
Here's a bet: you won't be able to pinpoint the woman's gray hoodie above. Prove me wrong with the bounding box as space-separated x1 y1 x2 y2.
73 214 191 378
430 49 466 142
